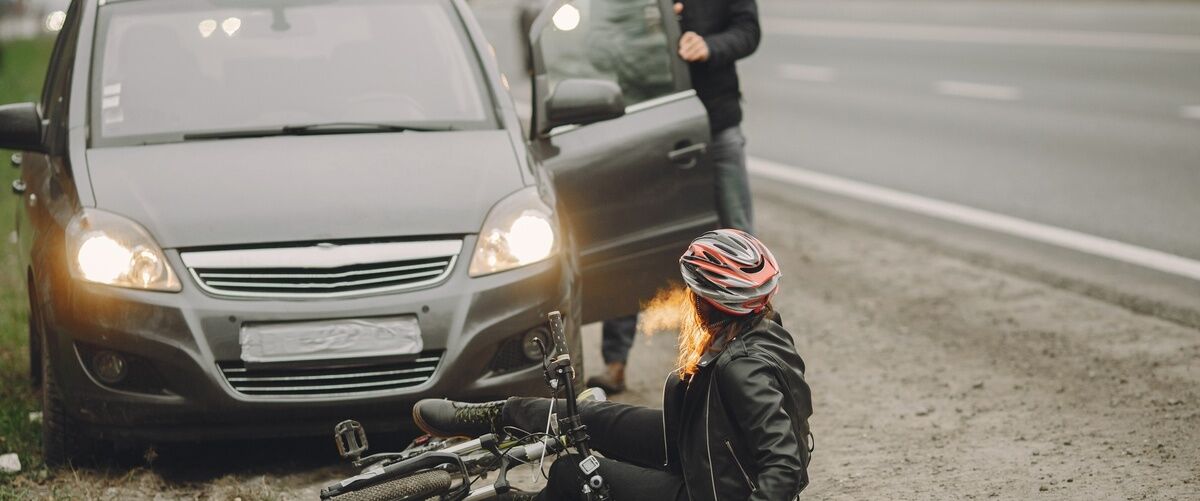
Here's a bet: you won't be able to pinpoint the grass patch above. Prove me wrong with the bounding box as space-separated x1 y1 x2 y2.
1 36 56 492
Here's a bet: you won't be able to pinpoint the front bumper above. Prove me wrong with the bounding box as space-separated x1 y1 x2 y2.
38 237 576 442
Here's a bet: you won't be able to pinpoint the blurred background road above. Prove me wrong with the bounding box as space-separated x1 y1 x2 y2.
742 0 1200 261
477 0 1200 264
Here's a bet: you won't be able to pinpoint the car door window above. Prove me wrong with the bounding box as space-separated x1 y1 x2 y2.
540 0 674 106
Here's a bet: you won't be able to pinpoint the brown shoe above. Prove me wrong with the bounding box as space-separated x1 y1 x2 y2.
585 362 626 395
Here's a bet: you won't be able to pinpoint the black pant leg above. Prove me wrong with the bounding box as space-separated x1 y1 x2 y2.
600 314 638 364
538 454 687 501
500 398 670 469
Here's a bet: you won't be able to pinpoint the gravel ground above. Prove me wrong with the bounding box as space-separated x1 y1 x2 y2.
7 185 1198 500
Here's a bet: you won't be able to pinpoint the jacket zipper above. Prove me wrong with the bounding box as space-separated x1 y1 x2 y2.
705 378 718 501
661 371 673 468
725 440 758 493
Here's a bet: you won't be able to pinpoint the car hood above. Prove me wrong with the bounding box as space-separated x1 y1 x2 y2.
85 131 525 248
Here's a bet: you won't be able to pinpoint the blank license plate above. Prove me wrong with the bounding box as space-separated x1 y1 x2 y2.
240 316 423 365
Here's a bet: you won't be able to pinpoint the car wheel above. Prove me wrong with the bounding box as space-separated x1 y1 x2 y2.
565 229 586 392
40 328 99 466
27 280 42 388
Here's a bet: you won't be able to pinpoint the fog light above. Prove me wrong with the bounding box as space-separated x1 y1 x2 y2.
92 351 128 384
522 328 549 361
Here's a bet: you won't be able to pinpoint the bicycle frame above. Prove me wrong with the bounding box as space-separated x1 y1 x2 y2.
320 310 610 501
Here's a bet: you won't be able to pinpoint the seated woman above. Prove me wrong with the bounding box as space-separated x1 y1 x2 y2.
413 229 813 501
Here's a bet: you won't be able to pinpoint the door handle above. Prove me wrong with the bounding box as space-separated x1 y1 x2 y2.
11 179 26 195
668 142 707 169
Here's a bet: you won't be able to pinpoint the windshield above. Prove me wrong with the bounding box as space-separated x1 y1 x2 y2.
91 0 495 146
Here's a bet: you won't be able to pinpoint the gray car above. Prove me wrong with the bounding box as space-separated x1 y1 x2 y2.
0 0 716 464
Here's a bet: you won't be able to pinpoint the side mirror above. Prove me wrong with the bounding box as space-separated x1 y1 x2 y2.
541 79 625 135
0 103 45 153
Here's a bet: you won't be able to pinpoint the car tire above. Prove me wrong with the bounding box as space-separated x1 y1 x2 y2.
27 279 42 388
564 228 586 393
40 327 99 466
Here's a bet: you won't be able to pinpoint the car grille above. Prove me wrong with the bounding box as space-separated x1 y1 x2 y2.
180 240 462 299
218 351 442 397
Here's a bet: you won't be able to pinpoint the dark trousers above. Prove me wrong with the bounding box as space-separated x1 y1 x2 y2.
501 397 687 501
712 125 754 233
600 314 637 364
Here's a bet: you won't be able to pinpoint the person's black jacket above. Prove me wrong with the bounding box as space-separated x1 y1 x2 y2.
677 0 761 133
662 312 813 501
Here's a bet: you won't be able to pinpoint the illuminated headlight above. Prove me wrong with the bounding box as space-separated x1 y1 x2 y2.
66 209 181 291
469 187 558 277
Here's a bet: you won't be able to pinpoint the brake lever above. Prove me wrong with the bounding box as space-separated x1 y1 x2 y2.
535 337 560 393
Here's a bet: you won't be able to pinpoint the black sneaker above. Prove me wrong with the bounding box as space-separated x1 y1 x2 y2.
412 399 504 438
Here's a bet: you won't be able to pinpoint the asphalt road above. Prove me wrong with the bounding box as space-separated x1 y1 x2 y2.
476 0 1200 265
744 0 1200 261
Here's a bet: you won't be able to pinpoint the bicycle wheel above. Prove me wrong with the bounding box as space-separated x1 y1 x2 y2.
329 469 453 501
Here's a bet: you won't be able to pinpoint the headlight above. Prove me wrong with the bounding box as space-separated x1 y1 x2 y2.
469 187 558 277
66 209 181 291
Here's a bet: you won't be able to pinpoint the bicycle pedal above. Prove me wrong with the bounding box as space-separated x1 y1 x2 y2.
334 419 369 460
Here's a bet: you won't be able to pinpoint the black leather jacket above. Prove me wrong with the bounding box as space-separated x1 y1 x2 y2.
662 313 812 501
677 0 761 133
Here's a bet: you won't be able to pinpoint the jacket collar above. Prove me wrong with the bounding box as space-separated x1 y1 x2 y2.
698 334 732 368
697 311 785 368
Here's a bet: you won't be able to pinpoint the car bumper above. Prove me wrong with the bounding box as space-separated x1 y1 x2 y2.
39 239 575 442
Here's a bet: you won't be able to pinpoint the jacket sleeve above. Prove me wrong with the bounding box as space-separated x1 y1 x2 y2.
717 356 808 501
702 0 761 67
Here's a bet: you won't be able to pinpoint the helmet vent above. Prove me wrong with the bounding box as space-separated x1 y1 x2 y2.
740 261 765 274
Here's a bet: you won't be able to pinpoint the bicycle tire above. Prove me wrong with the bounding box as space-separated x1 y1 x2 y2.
330 469 453 501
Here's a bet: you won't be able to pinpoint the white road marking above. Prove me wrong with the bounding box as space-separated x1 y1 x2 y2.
778 64 837 82
763 19 1200 53
748 156 1200 282
1181 106 1200 121
935 80 1022 101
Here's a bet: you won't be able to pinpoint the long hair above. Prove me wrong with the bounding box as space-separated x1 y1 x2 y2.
675 289 773 380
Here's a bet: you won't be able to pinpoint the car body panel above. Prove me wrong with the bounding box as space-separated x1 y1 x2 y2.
37 242 577 440
85 131 524 248
528 0 718 322
533 93 717 322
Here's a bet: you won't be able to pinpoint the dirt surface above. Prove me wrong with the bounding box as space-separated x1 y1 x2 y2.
6 186 1199 500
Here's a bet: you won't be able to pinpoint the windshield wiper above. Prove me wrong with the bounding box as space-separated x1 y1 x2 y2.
182 122 452 141
282 122 453 134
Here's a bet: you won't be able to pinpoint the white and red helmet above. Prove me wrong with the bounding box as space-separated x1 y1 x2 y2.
679 229 781 316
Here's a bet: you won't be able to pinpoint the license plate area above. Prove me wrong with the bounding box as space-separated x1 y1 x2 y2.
239 316 423 368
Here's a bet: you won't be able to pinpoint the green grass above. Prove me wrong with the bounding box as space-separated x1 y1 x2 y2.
1 36 56 493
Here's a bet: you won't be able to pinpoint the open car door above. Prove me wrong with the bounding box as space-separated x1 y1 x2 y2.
529 0 718 323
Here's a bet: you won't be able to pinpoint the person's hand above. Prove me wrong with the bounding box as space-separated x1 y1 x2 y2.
679 31 709 62
673 2 683 15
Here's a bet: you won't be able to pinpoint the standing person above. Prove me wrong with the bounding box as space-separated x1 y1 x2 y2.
414 229 813 501
590 0 761 394
676 0 760 233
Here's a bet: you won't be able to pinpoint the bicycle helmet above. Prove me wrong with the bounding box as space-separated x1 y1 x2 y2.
679 229 781 315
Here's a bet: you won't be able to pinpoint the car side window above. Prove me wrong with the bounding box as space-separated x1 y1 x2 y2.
541 0 675 107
